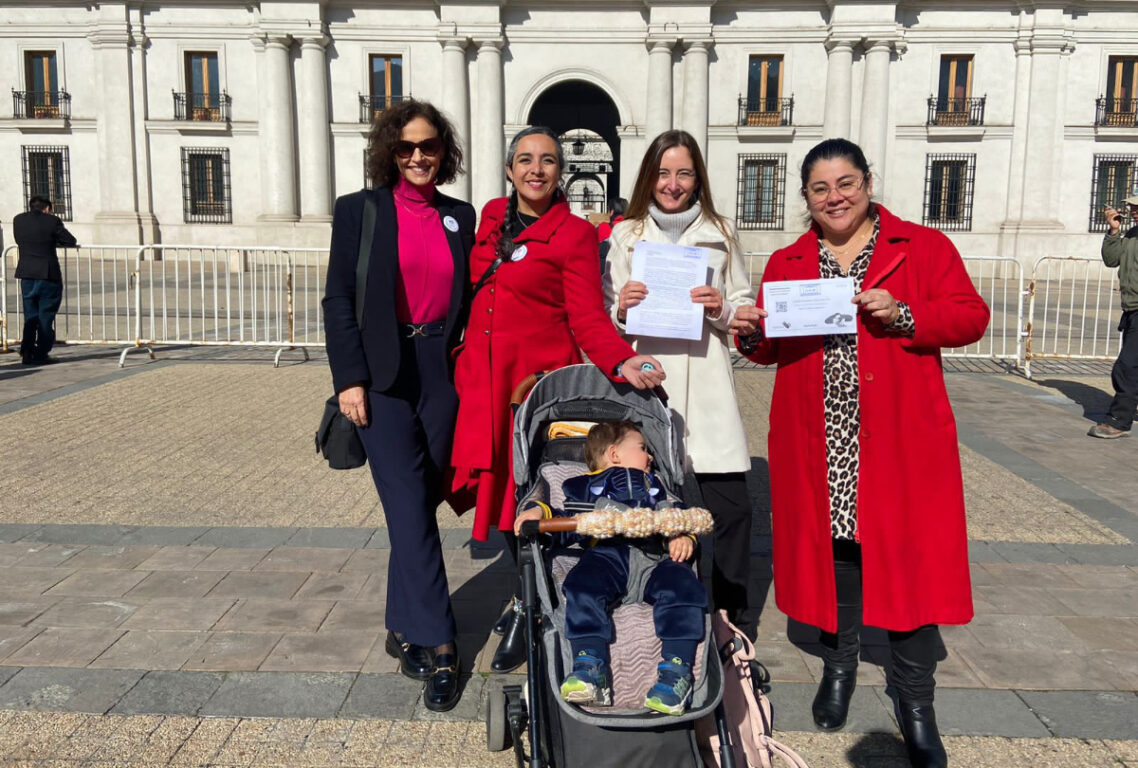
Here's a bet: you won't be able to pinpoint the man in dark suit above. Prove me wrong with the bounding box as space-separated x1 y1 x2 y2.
13 195 77 365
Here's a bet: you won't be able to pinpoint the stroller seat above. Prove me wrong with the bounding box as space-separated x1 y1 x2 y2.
526 456 708 715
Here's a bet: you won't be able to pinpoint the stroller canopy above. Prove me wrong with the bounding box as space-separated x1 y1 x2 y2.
511 364 685 493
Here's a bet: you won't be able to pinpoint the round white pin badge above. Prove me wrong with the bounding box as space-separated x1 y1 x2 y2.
511 245 528 262
443 215 459 232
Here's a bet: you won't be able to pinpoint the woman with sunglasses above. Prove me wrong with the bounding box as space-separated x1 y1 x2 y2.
732 139 989 768
323 99 474 712
450 126 665 672
603 130 758 639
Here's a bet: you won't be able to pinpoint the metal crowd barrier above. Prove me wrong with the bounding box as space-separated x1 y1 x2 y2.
2 245 328 367
1022 255 1124 379
0 244 1123 376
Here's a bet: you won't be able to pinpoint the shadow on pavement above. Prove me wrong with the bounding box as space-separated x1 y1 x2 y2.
845 732 909 765
1036 378 1113 422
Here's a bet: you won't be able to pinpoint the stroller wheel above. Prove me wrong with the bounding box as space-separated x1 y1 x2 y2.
486 683 510 752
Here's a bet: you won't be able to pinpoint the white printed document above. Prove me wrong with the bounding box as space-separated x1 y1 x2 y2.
762 278 857 338
625 241 710 341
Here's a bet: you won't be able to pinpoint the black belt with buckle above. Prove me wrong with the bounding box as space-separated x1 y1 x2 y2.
402 320 447 338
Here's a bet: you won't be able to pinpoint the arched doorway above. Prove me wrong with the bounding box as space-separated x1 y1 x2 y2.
527 80 621 219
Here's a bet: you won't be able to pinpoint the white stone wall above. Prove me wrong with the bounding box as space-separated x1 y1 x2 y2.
0 1 1135 265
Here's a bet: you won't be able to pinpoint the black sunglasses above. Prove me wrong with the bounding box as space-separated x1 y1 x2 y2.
393 137 443 159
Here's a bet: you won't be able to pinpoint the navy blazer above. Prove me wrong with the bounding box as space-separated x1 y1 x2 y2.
13 210 78 282
323 185 475 394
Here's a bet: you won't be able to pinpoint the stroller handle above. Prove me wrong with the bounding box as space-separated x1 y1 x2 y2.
510 371 551 408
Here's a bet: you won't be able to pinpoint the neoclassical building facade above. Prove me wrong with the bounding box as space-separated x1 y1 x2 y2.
2 1 1138 261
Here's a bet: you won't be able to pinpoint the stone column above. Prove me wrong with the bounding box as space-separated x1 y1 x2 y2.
298 35 331 220
440 37 471 200
1020 38 1064 222
257 34 298 222
645 39 674 141
823 39 854 139
473 39 504 209
1001 38 1033 228
680 40 711 152
89 17 144 242
858 41 892 198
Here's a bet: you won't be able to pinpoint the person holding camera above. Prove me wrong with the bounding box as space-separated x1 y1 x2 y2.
1089 195 1138 439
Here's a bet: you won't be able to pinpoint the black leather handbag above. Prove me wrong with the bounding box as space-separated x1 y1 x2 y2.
315 193 376 470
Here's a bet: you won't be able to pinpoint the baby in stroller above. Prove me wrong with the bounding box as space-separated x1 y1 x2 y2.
514 421 708 715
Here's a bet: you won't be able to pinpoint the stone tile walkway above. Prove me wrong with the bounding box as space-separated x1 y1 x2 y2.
0 345 1135 766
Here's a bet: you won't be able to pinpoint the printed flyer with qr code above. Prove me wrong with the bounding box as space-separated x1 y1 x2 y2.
762 277 857 338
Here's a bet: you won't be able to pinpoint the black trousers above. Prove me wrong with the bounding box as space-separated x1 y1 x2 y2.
356 332 457 648
820 540 941 706
1107 310 1138 431
695 471 756 634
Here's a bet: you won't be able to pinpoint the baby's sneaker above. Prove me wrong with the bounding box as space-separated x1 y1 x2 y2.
644 657 694 715
560 651 612 706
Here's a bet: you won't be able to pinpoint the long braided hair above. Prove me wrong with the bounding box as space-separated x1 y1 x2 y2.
496 126 567 263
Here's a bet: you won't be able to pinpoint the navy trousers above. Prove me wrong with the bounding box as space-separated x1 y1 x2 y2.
563 544 707 660
356 332 457 647
20 278 63 362
1106 310 1138 431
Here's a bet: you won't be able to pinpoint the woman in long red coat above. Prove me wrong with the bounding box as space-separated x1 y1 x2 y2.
733 139 988 768
450 126 664 671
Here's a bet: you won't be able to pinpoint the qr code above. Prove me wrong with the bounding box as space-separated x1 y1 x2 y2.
775 301 788 313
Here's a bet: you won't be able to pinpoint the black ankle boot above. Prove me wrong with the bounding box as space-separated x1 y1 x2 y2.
492 596 519 636
490 600 526 673
811 665 856 731
896 701 947 768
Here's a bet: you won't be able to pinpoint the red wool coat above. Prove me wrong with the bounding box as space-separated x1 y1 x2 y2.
451 198 636 541
739 205 989 633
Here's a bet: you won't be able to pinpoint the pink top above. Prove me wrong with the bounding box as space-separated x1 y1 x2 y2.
393 176 454 324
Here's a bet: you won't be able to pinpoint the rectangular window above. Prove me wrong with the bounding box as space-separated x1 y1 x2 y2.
185 52 221 118
1089 155 1137 232
363 148 373 190
745 56 783 125
181 147 231 224
24 51 59 115
923 154 975 232
936 55 973 125
1105 57 1138 124
736 154 786 231
370 55 403 107
22 145 72 221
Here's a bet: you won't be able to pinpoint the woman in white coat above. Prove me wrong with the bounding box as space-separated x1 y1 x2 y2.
604 129 759 636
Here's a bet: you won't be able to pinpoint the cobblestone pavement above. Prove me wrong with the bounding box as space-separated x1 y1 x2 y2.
0 345 1135 767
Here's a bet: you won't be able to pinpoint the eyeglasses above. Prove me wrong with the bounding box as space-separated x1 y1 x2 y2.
805 176 866 202
393 137 443 159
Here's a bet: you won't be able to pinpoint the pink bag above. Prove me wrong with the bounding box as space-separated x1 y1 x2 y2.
696 611 811 768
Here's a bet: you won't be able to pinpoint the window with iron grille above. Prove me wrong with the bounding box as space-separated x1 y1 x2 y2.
363 147 372 190
736 154 785 230
21 145 72 220
181 147 231 223
922 154 975 231
1089 154 1138 232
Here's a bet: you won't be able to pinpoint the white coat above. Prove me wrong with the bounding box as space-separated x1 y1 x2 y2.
603 213 755 474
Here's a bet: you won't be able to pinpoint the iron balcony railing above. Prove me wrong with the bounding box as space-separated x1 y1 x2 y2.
12 90 71 120
1095 97 1138 128
173 91 232 122
359 94 410 123
926 96 986 127
737 96 794 127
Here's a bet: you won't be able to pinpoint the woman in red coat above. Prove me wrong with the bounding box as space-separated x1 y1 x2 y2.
733 139 988 768
450 126 664 671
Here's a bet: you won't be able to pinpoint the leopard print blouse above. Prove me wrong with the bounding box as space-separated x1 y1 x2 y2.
819 216 915 540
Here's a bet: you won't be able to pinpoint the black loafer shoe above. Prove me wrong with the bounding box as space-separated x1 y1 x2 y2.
492 597 519 636
811 666 856 731
897 702 947 768
385 631 433 681
424 652 461 712
490 604 526 673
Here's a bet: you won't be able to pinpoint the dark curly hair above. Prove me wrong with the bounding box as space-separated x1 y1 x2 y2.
366 99 464 188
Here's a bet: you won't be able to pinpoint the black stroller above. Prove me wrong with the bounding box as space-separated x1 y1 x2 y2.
485 364 737 768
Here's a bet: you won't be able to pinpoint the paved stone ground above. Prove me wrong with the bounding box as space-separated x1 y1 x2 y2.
0 344 1135 767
